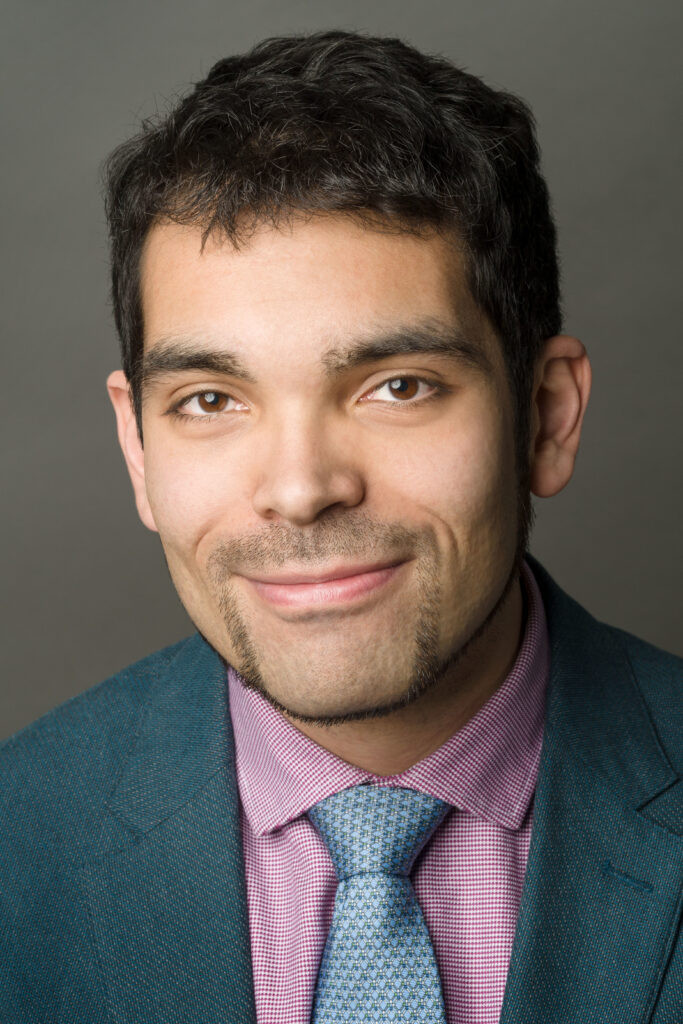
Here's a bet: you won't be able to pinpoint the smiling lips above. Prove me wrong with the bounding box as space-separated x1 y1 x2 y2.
242 561 406 609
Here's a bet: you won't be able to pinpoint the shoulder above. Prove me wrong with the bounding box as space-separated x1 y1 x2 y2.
603 622 683 764
0 635 196 856
605 620 683 680
528 553 682 687
526 553 683 766
0 636 206 1019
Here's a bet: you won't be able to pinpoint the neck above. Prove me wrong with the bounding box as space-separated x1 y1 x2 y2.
283 575 525 775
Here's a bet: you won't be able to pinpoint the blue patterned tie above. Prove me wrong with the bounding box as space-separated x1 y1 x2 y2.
306 784 450 1023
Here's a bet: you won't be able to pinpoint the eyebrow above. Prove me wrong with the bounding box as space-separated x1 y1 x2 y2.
138 319 492 397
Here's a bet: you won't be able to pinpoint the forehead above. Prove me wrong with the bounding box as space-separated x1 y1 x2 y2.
139 215 499 368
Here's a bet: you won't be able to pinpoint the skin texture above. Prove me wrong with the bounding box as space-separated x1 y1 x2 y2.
108 214 591 774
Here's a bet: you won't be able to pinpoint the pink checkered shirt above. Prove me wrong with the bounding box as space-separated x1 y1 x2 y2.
227 558 549 1024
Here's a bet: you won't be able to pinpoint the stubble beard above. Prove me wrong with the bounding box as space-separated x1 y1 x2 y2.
204 482 533 726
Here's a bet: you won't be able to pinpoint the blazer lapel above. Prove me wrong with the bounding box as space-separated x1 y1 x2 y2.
499 558 683 1024
78 633 256 1024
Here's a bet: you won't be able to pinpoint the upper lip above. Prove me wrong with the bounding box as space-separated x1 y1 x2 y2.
241 560 405 585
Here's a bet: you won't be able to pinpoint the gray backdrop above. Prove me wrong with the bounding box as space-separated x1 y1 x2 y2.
2 0 681 741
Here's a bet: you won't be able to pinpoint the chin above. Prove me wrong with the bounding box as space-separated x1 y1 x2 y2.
239 656 441 725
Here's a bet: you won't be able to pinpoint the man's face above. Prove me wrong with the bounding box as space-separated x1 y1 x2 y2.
130 215 523 723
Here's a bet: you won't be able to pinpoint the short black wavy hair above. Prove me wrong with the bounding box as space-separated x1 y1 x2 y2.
104 29 561 475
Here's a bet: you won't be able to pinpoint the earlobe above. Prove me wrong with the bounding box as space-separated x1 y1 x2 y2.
529 335 592 498
106 370 159 533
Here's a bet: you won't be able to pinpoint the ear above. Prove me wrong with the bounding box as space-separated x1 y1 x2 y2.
106 370 159 532
529 335 592 498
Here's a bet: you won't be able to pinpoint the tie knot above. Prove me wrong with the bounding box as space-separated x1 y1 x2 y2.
306 785 450 881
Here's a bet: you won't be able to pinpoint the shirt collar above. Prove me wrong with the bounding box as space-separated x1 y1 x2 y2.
228 558 549 836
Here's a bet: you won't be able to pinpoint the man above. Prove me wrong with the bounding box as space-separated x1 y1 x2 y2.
1 28 681 1024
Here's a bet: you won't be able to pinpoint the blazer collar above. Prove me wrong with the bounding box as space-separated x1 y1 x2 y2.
106 631 231 834
528 554 676 804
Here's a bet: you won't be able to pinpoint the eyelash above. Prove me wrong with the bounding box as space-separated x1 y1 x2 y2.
166 376 450 424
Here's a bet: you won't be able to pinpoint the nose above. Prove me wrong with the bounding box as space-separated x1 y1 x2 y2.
250 412 365 526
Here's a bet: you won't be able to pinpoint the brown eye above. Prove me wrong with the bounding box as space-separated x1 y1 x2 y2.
363 375 445 407
196 392 229 413
170 389 246 422
368 377 430 403
387 378 419 400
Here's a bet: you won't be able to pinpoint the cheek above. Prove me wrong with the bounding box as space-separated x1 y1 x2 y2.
142 441 243 553
376 400 515 534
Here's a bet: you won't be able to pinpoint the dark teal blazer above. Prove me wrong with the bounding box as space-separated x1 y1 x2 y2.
1 556 682 1023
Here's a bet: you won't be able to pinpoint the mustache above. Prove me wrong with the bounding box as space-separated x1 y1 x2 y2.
206 511 434 581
